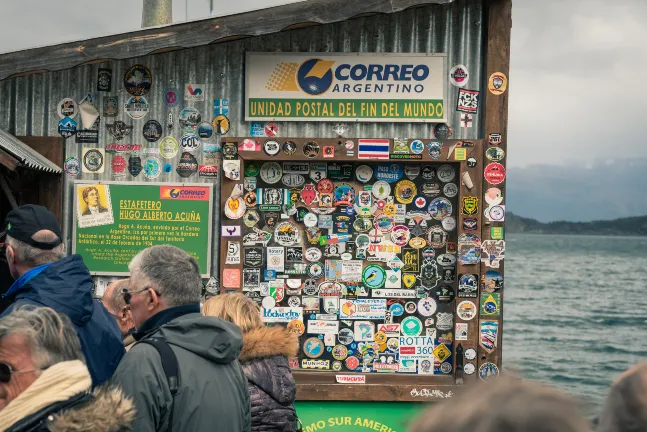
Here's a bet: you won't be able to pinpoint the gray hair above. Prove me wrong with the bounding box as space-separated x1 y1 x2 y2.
128 245 201 307
599 363 647 432
6 232 65 268
106 278 130 313
0 306 85 369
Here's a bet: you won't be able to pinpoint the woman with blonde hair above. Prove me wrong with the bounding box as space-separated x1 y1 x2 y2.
203 293 299 432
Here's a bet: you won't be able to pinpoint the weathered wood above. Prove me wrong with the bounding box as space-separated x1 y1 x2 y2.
0 0 452 81
0 148 19 171
478 0 511 373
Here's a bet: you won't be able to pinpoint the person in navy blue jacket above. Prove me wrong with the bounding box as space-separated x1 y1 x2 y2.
0 204 124 386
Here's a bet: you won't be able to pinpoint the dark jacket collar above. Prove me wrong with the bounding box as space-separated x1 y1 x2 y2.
133 304 200 341
5 392 93 432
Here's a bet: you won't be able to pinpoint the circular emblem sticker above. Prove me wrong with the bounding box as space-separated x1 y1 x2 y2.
401 316 423 336
345 356 360 370
303 337 325 359
57 98 77 118
287 320 305 336
179 107 201 129
260 162 283 184
143 120 162 142
410 140 424 154
465 348 477 360
245 163 260 177
467 157 478 168
197 122 214 139
83 149 104 172
457 301 477 321
479 362 500 380
338 328 354 345
487 205 506 221
307 261 324 279
464 363 476 375
484 163 506 185
434 123 451 140
437 165 455 183
429 198 453 221
283 141 297 155
426 226 448 249
488 72 508 95
305 247 323 262
391 225 411 247
303 213 318 228
443 183 458 198
159 137 179 159
124 96 149 120
355 165 373 183
449 64 469 87
143 157 161 179
362 265 386 289
64 157 80 176
332 344 348 361
263 140 280 156
180 133 200 152
417 297 437 317
124 64 152 96
372 181 391 200
486 147 506 162
421 166 436 181
395 180 416 205
303 141 320 158
442 217 456 232
163 87 179 107
485 188 504 205
375 215 394 233
225 197 246 219
212 115 230 135
409 237 426 249
275 222 299 246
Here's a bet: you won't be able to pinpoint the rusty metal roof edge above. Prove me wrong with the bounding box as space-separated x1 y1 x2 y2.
0 129 62 173
0 0 455 81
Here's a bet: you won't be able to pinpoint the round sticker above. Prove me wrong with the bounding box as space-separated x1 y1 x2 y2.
124 96 149 120
433 285 455 303
354 218 373 233
338 328 354 345
288 296 301 308
303 213 318 228
417 297 437 317
464 363 476 375
143 157 161 179
441 362 453 374
197 122 214 139
383 204 397 217
486 147 506 162
391 225 411 247
434 123 451 140
437 165 456 182
354 234 370 250
409 237 426 249
307 262 324 279
303 141 320 158
479 362 500 380
332 344 349 361
390 303 404 316
159 137 179 159
375 215 394 233
143 120 162 142
303 337 325 359
410 140 424 154
345 356 360 370
262 296 276 309
275 222 299 246
421 166 436 181
488 205 505 221
401 316 422 336
395 180 416 205
405 302 417 314
287 320 305 336
467 157 478 168
412 195 427 210
484 163 506 185
124 64 152 96
372 181 391 200
179 107 201 129
443 183 458 198
457 301 477 321
225 197 246 219
212 115 230 135
355 165 373 183
180 133 200 152
488 72 508 95
162 87 179 107
428 198 453 221
163 163 172 174
449 64 469 87
283 141 297 155
57 98 77 118
263 140 280 156
244 191 257 207
485 187 504 205
465 348 477 360
83 149 103 172
442 217 456 232
64 157 80 176
305 247 323 262
362 265 386 289
426 226 448 249
260 162 283 184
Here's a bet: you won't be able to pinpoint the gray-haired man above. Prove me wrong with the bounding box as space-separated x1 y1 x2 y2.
111 245 251 432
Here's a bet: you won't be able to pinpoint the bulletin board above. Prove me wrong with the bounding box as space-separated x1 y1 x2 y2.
219 138 491 401
72 181 213 276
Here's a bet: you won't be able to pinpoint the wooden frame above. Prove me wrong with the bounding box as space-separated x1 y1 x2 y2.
220 138 484 401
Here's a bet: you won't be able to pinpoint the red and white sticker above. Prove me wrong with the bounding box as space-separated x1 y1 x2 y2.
484 163 506 185
265 123 278 137
335 375 366 384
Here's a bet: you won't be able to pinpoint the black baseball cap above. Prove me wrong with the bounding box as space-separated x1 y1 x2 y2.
2 205 62 249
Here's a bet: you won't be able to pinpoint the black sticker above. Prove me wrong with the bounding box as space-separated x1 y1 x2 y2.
75 130 99 144
244 247 264 267
143 120 163 142
128 155 142 177
286 247 303 263
97 68 112 92
176 152 198 178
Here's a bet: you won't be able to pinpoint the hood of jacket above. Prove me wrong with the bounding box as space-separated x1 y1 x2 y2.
239 326 299 363
156 312 244 365
15 255 94 326
48 386 136 432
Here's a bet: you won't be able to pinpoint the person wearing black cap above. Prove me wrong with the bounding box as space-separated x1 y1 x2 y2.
1 204 125 386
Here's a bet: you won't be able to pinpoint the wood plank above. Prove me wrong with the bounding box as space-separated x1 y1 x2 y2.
477 0 512 374
0 148 19 171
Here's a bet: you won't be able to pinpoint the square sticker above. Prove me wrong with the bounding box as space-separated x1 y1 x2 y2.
456 89 480 114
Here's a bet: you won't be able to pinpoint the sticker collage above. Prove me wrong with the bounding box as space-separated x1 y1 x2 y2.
220 137 504 378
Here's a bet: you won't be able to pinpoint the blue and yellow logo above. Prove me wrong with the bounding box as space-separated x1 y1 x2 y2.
265 59 334 96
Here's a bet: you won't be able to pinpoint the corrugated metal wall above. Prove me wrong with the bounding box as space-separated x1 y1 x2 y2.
0 0 485 291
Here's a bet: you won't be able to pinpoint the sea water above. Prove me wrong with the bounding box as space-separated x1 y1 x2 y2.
504 234 647 417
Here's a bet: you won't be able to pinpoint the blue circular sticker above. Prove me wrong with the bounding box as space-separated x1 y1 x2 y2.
389 303 404 316
375 164 403 184
410 140 424 154
163 163 173 174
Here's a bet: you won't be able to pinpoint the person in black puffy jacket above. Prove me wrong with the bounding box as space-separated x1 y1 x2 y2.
203 293 299 432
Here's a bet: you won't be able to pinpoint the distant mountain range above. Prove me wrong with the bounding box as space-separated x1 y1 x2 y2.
506 212 647 236
506 158 647 222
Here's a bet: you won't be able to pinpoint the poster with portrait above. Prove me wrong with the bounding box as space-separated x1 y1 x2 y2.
76 184 114 228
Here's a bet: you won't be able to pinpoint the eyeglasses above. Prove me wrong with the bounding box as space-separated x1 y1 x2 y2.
121 286 161 305
0 362 39 383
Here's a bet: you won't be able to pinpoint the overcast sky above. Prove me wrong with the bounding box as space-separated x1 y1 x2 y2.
0 0 645 168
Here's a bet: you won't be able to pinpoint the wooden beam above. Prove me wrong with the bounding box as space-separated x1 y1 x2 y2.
478 0 512 372
0 147 19 171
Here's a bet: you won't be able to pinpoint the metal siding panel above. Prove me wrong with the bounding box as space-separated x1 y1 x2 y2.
0 0 484 292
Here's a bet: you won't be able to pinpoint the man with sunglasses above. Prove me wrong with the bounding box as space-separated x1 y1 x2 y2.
102 279 137 351
0 205 124 386
111 245 251 432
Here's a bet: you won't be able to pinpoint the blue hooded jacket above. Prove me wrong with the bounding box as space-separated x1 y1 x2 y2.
1 255 125 386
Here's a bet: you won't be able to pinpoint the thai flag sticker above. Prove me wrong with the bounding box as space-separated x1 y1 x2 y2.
358 139 390 160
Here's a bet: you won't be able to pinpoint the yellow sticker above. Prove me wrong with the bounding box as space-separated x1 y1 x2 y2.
454 148 467 160
488 72 508 95
433 343 451 362
403 274 417 288
383 203 397 217
374 331 388 344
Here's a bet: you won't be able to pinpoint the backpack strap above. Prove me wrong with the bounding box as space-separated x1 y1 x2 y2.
138 337 179 431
